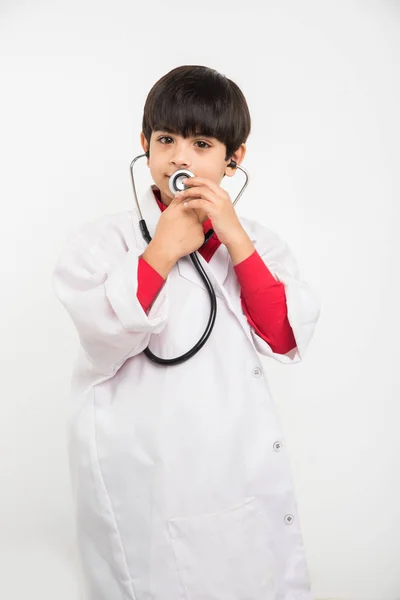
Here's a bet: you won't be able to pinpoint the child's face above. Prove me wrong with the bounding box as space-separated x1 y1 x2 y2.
140 130 243 216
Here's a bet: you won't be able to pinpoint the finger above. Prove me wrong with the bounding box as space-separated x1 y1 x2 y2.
181 176 221 195
183 199 211 212
169 192 186 205
180 187 216 203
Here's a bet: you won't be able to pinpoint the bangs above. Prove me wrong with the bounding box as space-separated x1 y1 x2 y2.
148 79 234 141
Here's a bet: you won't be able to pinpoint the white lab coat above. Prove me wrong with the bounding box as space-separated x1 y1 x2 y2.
53 184 321 600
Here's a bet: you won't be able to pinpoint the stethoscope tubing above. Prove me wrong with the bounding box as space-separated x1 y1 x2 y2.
130 153 249 366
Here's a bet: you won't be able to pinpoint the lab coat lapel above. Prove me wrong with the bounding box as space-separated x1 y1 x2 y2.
176 248 231 296
139 185 231 296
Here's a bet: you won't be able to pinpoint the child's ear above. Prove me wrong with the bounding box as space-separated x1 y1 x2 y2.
225 158 238 178
225 144 246 176
140 132 150 163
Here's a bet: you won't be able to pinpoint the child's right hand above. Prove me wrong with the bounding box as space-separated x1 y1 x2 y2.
152 193 205 262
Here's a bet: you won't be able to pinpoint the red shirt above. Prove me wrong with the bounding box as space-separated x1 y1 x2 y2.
137 189 296 355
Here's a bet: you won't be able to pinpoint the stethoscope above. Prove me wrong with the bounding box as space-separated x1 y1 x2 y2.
130 151 250 366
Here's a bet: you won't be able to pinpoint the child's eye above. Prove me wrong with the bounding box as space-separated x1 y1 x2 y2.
158 136 173 144
195 141 210 149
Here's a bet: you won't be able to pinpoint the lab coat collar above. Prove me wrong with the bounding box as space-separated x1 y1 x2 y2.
137 185 231 295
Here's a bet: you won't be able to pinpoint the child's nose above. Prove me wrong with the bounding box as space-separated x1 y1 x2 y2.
170 143 192 168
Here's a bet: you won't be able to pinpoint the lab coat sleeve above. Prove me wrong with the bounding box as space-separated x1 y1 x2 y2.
240 218 321 364
52 216 169 376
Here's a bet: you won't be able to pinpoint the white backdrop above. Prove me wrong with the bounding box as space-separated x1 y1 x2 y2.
0 1 399 599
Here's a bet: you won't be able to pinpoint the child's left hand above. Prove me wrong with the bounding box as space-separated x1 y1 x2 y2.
176 177 247 247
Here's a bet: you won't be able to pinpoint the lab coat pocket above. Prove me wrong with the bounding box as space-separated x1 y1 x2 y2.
167 495 277 600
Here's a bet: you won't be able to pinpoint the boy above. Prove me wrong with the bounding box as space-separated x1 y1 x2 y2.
53 65 320 600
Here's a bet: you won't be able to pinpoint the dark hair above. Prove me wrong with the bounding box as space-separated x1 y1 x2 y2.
142 65 251 161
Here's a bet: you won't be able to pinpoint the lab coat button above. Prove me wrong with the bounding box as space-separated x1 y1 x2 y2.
273 441 282 451
252 367 262 378
284 514 294 525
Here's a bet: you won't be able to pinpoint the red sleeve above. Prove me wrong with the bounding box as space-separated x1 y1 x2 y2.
137 256 166 313
233 250 297 354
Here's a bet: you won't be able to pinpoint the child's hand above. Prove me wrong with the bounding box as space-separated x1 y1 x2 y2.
152 193 205 261
178 177 246 247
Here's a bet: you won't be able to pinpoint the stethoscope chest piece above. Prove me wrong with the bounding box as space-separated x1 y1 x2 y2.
168 169 195 194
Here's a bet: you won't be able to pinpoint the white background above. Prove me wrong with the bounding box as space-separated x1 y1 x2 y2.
0 1 399 599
